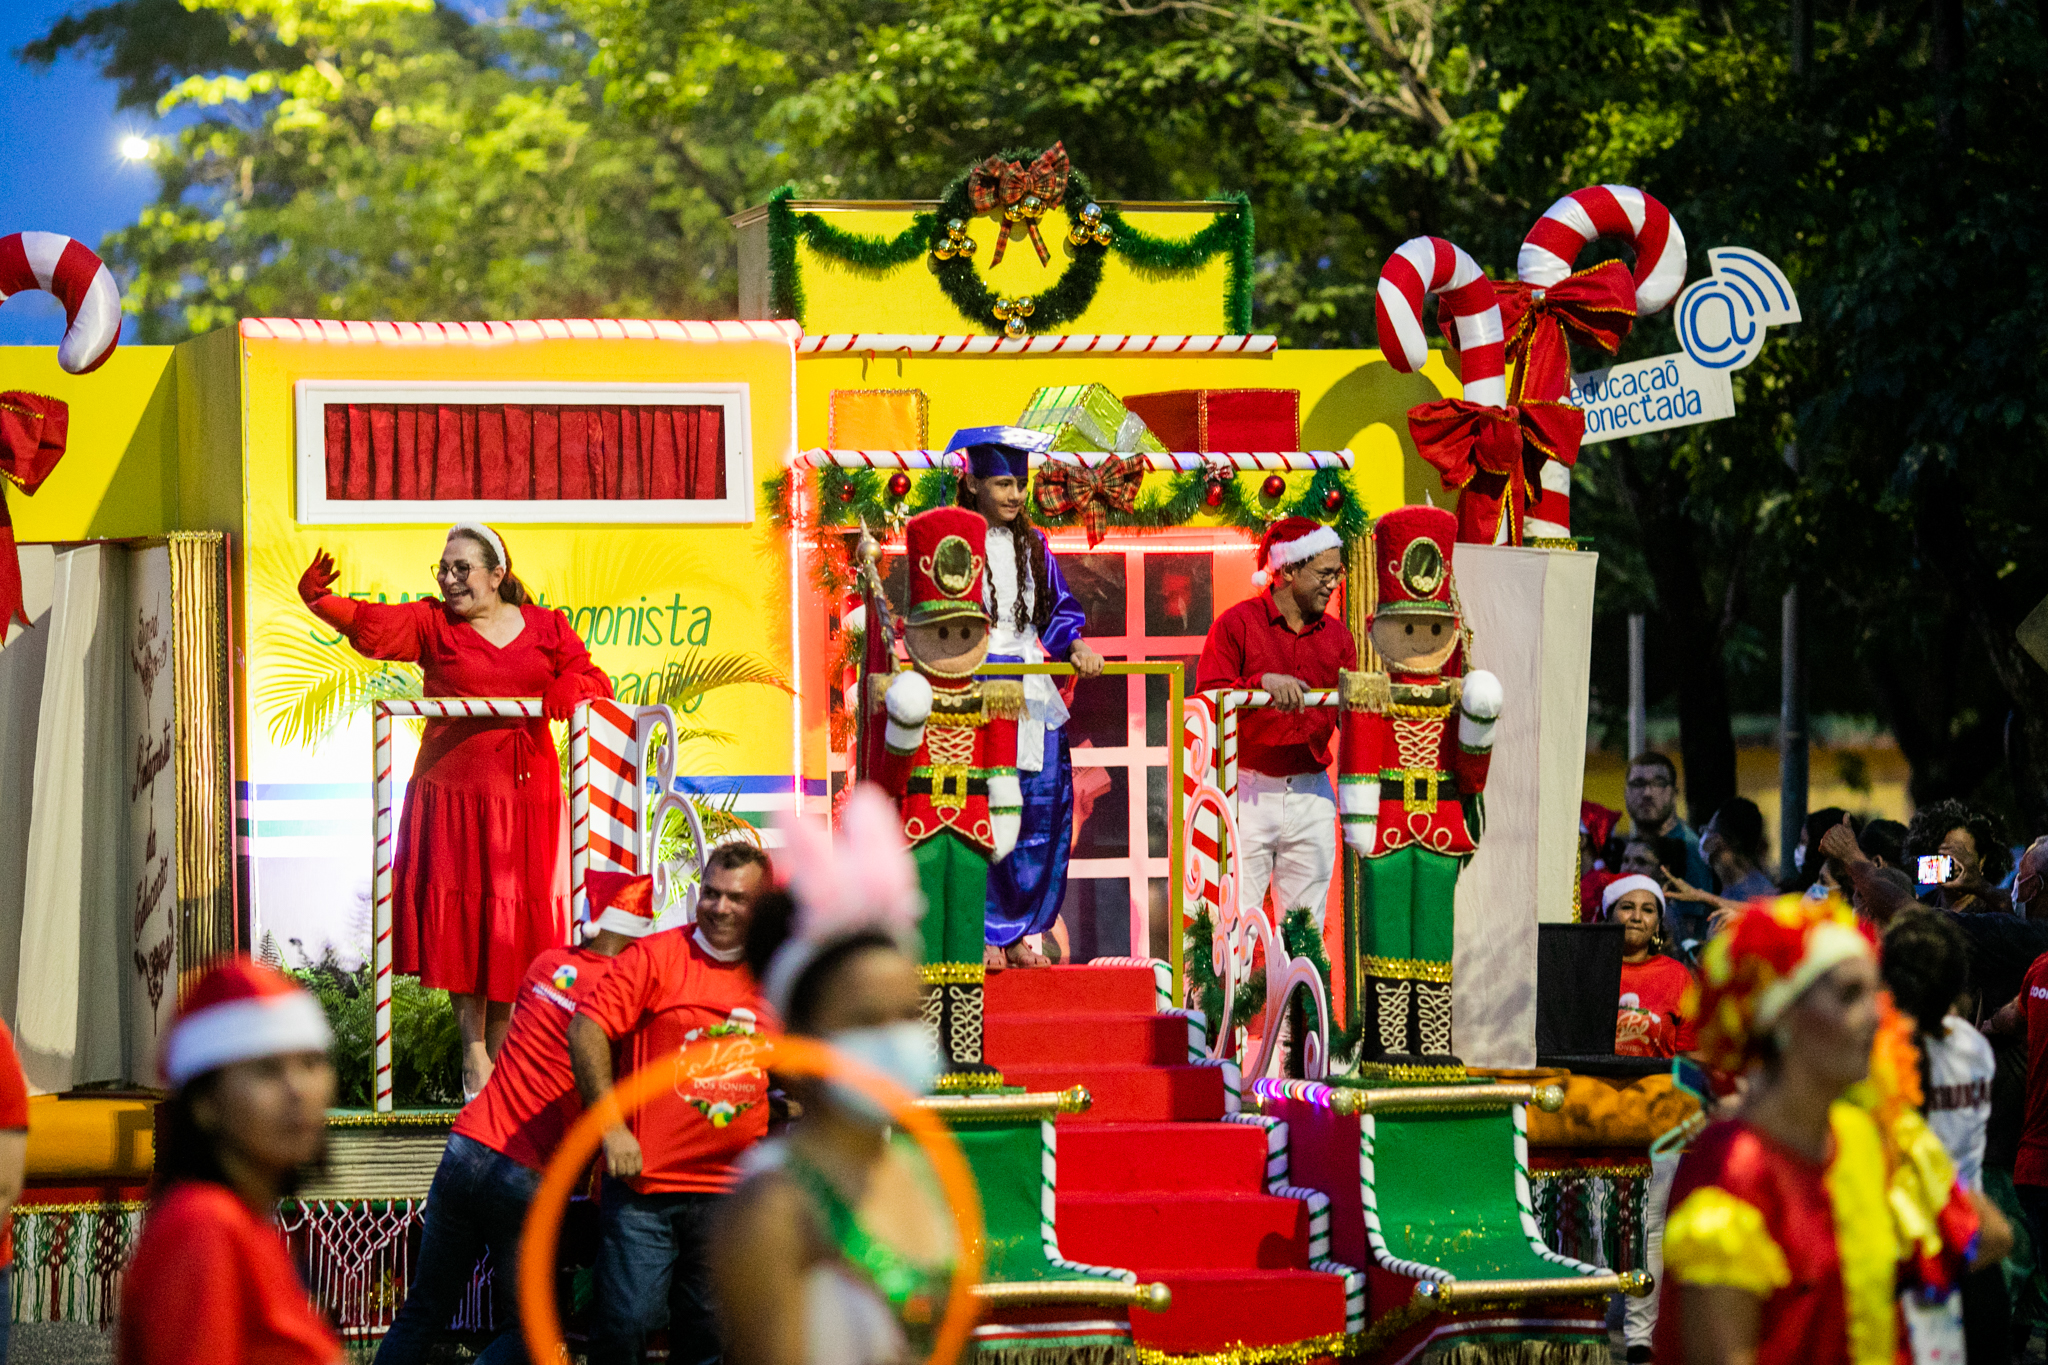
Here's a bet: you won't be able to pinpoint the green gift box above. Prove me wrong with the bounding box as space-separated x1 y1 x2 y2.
1018 384 1167 453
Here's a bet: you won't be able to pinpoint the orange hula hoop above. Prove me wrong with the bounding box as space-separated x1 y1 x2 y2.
518 1034 986 1365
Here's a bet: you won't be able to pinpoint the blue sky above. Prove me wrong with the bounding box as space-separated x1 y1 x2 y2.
0 0 167 345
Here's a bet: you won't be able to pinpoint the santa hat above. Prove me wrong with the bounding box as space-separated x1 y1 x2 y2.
1251 516 1342 587
1579 800 1621 849
584 871 662 939
1601 873 1665 913
162 957 332 1087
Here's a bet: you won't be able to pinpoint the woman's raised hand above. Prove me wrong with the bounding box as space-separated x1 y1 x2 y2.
297 549 339 607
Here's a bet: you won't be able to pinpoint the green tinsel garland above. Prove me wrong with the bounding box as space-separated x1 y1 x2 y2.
1184 906 1362 1063
764 156 1255 334
771 464 1365 543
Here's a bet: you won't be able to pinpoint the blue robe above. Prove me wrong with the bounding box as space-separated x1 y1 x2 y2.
983 533 1084 946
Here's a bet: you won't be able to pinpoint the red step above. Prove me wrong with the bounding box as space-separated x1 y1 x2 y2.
986 1012 1189 1067
1135 1269 1353 1353
1000 1062 1225 1123
1060 1192 1313 1270
985 964 1158 1017
1056 1122 1271 1195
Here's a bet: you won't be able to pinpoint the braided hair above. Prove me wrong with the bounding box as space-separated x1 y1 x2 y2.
959 480 1053 636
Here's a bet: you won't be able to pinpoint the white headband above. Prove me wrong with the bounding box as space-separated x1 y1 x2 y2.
1603 873 1666 912
448 521 508 570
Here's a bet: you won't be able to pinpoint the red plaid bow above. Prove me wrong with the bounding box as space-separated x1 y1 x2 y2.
0 391 68 631
1408 397 1584 546
1033 453 1144 546
1495 260 1638 403
968 143 1071 267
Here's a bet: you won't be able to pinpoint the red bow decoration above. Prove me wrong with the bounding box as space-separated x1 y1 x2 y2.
1033 453 1145 546
968 143 1071 267
1495 259 1638 403
1408 397 1585 546
0 391 69 631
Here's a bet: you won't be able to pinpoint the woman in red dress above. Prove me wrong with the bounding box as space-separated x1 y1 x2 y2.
299 523 612 1096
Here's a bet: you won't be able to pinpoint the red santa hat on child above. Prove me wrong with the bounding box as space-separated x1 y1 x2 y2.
582 871 663 939
162 957 333 1087
1251 516 1343 587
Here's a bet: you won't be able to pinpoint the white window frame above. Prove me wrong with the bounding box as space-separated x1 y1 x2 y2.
293 379 755 525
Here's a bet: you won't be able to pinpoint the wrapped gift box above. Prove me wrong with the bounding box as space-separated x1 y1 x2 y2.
1122 388 1300 451
1018 383 1167 453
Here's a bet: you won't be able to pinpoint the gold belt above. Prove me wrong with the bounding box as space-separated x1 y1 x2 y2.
1380 766 1451 812
926 763 971 811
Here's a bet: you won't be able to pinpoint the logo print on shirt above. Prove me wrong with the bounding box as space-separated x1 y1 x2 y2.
552 964 579 993
676 1008 763 1128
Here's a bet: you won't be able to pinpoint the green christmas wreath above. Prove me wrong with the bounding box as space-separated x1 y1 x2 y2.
765 151 1254 335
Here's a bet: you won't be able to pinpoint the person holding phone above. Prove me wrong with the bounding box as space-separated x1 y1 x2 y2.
1906 799 2013 915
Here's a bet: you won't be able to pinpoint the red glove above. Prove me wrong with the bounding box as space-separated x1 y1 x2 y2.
542 674 587 722
298 550 339 608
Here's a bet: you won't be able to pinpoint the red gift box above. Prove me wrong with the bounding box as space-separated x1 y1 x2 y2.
1122 389 1300 452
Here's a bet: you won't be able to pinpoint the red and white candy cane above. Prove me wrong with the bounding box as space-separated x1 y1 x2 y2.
1374 237 1507 409
1518 185 1688 316
0 232 122 375
1515 186 1688 539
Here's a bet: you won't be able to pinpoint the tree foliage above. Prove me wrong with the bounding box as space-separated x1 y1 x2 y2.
27 0 2048 831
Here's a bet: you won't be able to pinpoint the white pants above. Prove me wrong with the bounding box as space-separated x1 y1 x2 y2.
1623 1149 1680 1349
1236 770 1338 918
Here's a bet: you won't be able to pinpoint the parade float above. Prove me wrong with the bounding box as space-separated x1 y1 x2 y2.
0 146 1831 1359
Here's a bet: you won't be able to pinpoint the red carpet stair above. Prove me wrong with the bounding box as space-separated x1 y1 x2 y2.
984 964 1364 1356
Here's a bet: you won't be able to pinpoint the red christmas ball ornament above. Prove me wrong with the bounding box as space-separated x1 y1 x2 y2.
1260 474 1286 500
837 482 857 503
887 471 912 499
1321 486 1344 512
1203 480 1225 508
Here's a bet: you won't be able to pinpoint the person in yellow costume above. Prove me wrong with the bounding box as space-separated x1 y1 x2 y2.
1655 895 2010 1365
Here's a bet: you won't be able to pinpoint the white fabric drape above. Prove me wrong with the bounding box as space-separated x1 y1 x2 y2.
0 544 57 1025
17 545 129 1094
1449 544 1598 1069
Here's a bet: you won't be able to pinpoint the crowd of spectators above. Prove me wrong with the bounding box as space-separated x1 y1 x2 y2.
1587 756 2048 1363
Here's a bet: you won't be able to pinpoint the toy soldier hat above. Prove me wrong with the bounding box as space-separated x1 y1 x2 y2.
904 506 992 625
946 425 1051 482
1372 504 1460 617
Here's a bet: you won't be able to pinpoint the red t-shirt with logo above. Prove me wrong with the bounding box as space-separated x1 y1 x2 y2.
575 932 771 1194
0 1019 27 1266
2015 951 2048 1185
1616 954 1699 1059
119 1181 341 1365
453 945 617 1172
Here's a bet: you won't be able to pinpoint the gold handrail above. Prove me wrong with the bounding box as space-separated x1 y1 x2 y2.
917 1086 1092 1121
1413 1270 1653 1309
975 1280 1174 1312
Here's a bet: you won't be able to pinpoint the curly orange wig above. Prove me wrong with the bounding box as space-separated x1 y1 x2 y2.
1684 894 1879 1077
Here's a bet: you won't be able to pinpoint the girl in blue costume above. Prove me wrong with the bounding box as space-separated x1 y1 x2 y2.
949 426 1105 969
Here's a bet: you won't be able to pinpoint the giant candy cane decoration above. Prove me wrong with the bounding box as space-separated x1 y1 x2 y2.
1510 187 1689 538
1373 236 1507 409
0 233 122 375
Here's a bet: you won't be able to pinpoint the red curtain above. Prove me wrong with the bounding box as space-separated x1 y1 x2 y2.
324 404 727 501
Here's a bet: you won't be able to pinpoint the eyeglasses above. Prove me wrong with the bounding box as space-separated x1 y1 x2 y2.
1624 777 1674 792
432 560 478 581
1296 567 1343 586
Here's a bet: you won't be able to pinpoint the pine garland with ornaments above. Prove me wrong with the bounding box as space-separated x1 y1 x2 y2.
763 462 1365 545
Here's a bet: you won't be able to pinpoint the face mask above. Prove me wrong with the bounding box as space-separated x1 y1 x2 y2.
824 1021 942 1125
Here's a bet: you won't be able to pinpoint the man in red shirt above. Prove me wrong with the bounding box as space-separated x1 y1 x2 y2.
373 869 672 1365
1196 516 1357 917
1998 947 2048 1277
569 842 773 1365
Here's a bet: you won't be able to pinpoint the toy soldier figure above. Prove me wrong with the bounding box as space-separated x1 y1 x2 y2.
873 506 1022 1090
1338 504 1503 1079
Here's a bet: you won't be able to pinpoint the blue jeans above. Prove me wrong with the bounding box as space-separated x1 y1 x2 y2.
590 1178 722 1365
375 1134 539 1365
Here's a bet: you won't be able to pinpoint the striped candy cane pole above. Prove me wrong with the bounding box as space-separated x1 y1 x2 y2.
0 232 121 374
1374 236 1507 409
570 702 592 933
370 705 396 1112
1517 186 1687 540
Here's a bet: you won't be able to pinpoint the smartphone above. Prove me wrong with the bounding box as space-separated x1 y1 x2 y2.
1917 854 1957 884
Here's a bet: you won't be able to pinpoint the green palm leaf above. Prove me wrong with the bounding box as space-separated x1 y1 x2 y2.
643 649 793 714
255 626 424 750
